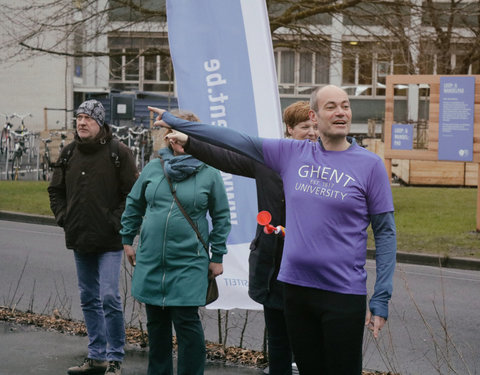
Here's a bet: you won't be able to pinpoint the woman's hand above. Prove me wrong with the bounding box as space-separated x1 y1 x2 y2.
148 106 170 128
208 262 223 279
123 244 136 266
165 130 189 148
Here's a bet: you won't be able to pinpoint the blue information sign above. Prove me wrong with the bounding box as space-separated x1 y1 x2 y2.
392 124 414 150
438 76 475 161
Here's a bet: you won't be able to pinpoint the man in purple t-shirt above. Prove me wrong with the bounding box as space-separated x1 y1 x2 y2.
149 85 397 375
265 86 396 375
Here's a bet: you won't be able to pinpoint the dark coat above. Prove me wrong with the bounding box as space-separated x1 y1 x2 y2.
185 137 286 310
48 126 138 254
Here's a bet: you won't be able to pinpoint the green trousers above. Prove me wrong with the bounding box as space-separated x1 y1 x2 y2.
145 304 206 375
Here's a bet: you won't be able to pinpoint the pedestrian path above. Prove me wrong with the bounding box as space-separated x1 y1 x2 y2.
0 321 264 375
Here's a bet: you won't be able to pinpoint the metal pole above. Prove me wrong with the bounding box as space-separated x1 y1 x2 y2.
477 163 480 232
44 108 48 131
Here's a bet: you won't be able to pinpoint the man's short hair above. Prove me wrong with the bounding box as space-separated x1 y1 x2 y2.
309 87 322 113
309 85 349 113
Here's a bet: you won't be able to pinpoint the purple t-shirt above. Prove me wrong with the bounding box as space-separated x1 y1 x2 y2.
262 138 394 295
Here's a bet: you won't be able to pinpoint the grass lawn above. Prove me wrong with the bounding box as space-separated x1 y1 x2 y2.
1 181 479 258
0 181 52 216
388 185 479 258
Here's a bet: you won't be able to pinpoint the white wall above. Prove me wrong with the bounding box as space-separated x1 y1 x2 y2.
0 54 72 133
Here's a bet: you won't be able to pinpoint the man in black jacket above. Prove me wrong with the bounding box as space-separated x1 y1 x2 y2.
165 101 318 375
48 100 138 375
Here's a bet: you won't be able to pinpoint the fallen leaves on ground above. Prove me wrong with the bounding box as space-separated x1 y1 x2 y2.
0 306 398 374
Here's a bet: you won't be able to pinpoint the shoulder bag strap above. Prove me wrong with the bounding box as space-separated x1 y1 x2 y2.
159 155 209 254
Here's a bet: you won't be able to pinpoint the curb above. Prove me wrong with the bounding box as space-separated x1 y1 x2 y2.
2 210 480 272
0 210 56 226
367 248 480 271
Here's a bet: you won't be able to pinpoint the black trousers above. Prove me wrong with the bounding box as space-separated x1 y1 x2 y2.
283 283 366 375
264 306 293 375
145 304 205 375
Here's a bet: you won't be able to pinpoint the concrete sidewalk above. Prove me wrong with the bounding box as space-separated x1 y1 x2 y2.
0 321 264 375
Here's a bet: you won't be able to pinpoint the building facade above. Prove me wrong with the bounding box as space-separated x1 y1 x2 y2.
2 0 479 134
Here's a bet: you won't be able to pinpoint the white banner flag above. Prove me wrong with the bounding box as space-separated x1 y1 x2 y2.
167 0 282 310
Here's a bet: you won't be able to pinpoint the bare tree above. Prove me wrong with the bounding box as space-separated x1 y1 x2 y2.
339 0 480 75
422 0 480 74
0 0 168 62
0 0 367 62
1 0 479 75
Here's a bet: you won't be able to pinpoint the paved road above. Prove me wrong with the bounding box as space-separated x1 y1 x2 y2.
1 219 480 375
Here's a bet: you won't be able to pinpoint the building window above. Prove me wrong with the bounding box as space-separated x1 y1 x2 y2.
108 0 166 22
418 40 480 75
73 27 84 78
110 49 123 80
342 42 409 97
109 48 141 91
453 44 480 74
421 1 479 28
278 50 294 94
342 42 373 96
418 40 437 75
343 2 410 28
144 53 157 80
275 49 330 96
108 36 173 93
125 48 140 81
143 51 174 92
471 59 480 74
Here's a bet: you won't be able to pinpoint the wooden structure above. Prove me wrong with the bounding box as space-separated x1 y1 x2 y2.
364 139 479 186
383 75 480 231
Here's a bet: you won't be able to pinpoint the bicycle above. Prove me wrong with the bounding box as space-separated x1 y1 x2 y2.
12 113 34 162
136 116 154 164
56 130 67 153
39 130 69 181
39 137 53 181
10 129 31 180
0 113 14 156
128 126 150 170
12 113 32 132
111 124 129 144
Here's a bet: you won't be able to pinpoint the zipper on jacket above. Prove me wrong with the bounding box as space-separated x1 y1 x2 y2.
193 174 201 256
161 186 176 308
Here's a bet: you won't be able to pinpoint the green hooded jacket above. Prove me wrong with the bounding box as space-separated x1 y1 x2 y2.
120 152 231 307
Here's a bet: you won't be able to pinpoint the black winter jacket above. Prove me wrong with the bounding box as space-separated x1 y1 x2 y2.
48 126 138 254
185 137 286 310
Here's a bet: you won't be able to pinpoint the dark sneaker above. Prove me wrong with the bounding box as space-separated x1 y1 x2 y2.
67 358 108 374
105 361 122 375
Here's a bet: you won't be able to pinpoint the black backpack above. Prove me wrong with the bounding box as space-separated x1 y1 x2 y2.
57 139 121 171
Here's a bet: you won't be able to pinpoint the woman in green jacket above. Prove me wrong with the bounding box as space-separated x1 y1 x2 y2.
120 110 231 375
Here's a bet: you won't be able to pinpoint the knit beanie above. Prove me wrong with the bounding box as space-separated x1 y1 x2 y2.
76 99 105 127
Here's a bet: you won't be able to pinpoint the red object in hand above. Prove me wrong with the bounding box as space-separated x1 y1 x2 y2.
263 224 276 234
257 211 285 236
257 210 272 225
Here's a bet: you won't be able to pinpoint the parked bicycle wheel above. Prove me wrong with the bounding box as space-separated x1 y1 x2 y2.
10 152 21 180
0 128 10 155
41 155 50 181
42 157 48 181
